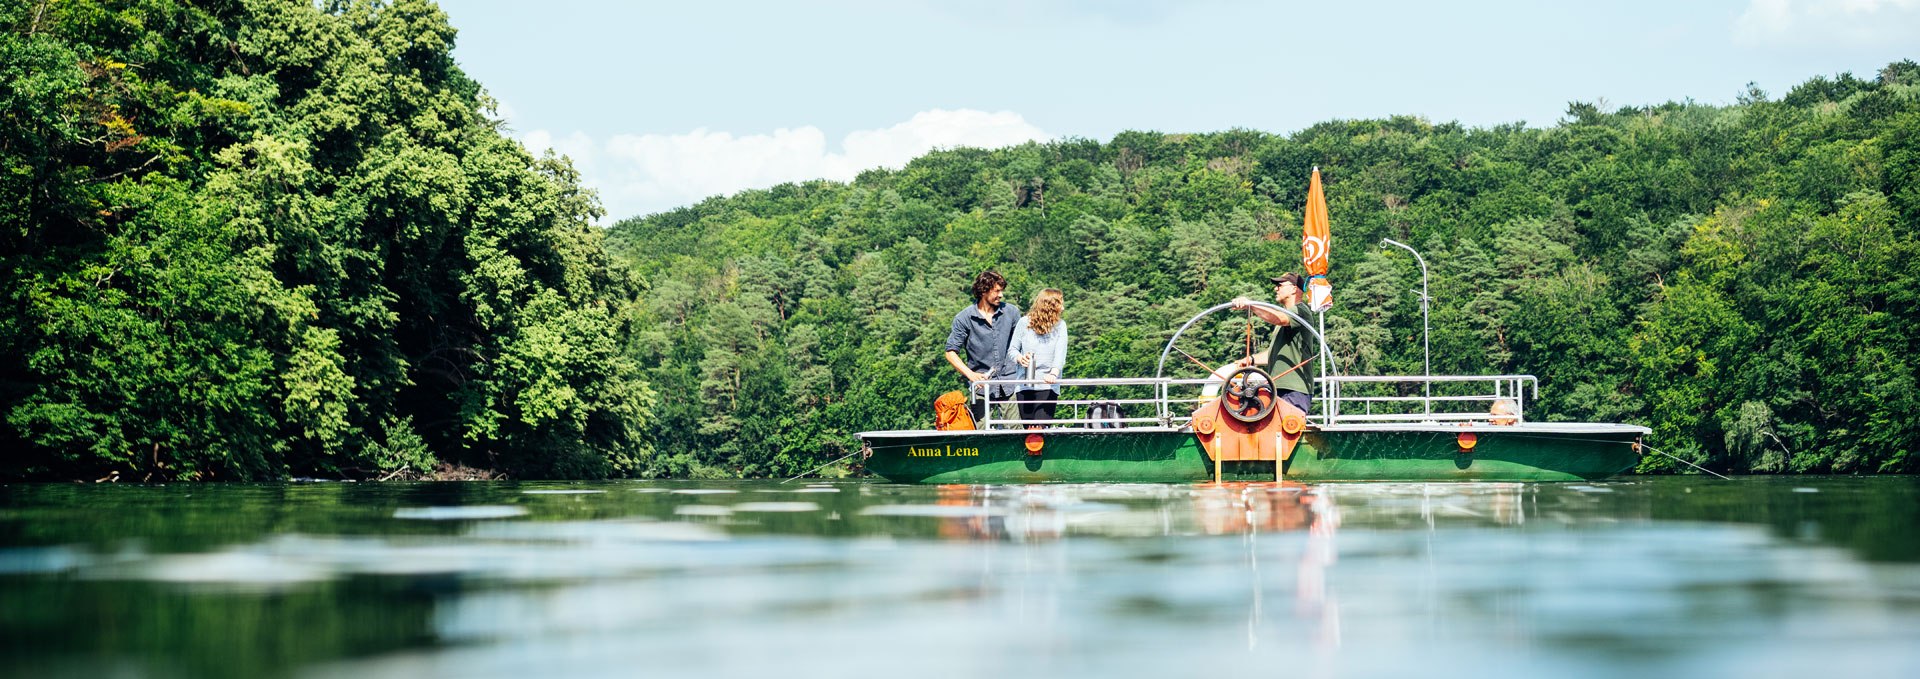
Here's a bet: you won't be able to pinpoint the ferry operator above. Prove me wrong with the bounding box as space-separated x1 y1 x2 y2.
1230 272 1316 415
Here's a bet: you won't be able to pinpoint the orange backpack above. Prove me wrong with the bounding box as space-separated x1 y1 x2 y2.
934 391 976 431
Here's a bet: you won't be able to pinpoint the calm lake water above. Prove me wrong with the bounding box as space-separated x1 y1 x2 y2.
3 476 1918 678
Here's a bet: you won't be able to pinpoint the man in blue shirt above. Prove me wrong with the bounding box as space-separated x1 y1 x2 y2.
944 270 1021 424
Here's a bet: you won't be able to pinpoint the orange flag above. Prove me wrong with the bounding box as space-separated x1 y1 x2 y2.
1301 167 1333 312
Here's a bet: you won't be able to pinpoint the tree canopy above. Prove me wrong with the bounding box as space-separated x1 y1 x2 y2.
1 0 650 480
608 62 1920 477
6 1 1915 479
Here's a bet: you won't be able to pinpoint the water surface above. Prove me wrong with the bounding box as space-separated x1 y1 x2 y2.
3 477 1918 677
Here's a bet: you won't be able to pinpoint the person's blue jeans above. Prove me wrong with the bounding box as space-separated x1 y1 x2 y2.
1279 390 1311 415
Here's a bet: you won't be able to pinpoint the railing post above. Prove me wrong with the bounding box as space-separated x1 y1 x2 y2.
1380 239 1431 420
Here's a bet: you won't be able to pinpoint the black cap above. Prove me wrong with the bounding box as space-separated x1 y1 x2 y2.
1268 273 1304 287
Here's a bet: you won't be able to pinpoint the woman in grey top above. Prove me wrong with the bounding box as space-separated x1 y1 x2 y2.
1009 288 1067 429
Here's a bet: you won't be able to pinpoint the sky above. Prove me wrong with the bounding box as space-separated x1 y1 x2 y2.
437 0 1920 222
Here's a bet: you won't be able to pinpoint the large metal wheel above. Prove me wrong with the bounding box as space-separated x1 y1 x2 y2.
1220 365 1277 423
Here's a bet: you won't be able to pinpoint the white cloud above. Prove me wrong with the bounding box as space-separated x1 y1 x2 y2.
1734 0 1920 45
518 109 1048 222
521 129 596 169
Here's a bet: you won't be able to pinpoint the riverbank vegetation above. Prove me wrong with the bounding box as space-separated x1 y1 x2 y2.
4 2 1915 480
1 0 650 481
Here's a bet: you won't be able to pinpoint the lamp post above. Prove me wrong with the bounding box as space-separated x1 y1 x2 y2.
1380 239 1431 419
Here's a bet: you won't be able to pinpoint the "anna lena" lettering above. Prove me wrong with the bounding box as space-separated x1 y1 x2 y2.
907 445 980 457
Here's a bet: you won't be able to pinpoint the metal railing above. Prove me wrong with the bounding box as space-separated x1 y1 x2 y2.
968 377 1205 429
961 299 1535 430
966 373 1538 430
1317 374 1536 425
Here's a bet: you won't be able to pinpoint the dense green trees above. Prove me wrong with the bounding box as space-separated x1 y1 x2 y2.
1 0 649 480
4 1 1913 479
610 63 1920 477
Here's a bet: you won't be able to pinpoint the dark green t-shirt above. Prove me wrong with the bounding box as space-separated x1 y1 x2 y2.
1261 303 1315 395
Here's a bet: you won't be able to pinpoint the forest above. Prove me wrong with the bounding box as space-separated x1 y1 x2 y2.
609 64 1920 479
4 1 1917 480
2 0 649 480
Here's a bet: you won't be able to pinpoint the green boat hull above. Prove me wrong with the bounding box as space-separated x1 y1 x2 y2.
858 424 1647 484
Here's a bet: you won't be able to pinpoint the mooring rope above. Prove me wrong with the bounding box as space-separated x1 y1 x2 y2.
781 449 865 484
1493 433 1728 479
1638 443 1731 480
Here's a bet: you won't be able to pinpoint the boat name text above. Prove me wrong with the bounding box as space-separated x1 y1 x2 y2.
908 445 980 457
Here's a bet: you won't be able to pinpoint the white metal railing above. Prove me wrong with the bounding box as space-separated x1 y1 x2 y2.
1317 374 1536 425
968 377 1209 429
965 374 1539 430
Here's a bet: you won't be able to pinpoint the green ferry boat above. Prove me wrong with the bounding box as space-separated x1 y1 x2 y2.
858 302 1648 483
859 422 1645 484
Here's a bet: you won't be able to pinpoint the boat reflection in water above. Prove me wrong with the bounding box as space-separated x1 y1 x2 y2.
915 481 1565 655
917 482 1349 652
1192 483 1342 652
8 479 1917 678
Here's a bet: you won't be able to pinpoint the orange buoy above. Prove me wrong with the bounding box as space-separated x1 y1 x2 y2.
1457 432 1478 452
1025 433 1044 455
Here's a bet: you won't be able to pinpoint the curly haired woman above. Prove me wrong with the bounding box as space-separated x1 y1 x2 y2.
1008 288 1068 429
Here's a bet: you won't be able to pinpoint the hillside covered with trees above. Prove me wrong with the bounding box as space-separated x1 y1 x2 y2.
5 1 1916 481
610 61 1920 478
1 0 649 480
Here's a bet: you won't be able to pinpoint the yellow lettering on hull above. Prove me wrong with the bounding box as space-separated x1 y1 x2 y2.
906 445 981 457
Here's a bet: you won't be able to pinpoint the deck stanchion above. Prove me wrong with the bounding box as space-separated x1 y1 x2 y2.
1214 451 1223 484
1381 238 1431 421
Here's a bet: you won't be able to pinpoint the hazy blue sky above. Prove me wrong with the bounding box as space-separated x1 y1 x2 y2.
437 0 1920 221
